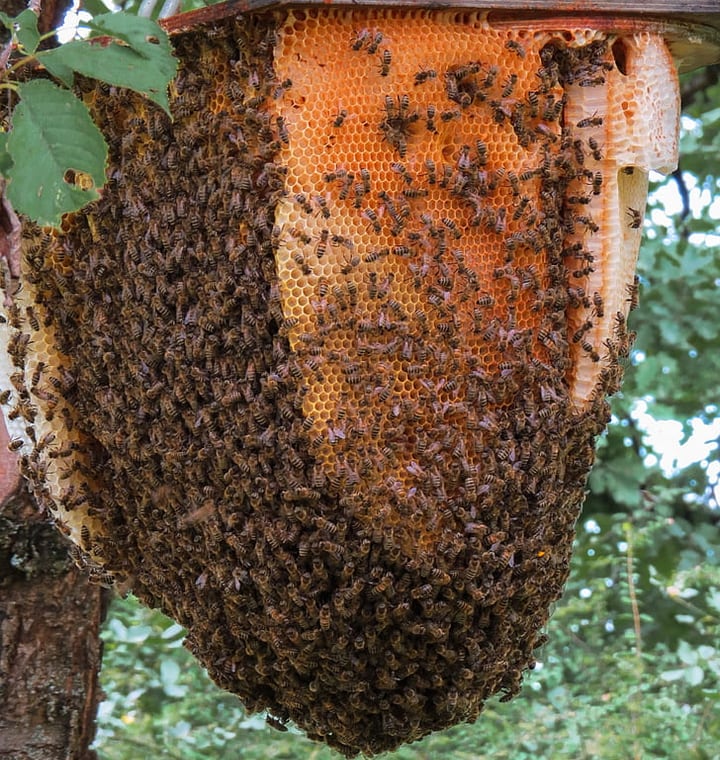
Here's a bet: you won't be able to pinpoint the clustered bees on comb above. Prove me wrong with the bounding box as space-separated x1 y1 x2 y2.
0 6 678 757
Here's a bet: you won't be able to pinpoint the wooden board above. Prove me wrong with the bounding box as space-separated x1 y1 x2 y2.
162 1 720 71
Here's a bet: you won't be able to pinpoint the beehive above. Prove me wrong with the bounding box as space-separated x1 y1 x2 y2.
0 7 680 756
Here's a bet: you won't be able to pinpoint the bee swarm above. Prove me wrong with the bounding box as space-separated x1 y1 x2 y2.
0 7 678 757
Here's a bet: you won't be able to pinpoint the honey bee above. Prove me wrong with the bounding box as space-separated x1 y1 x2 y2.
315 228 329 258
575 214 599 233
366 30 384 55
266 715 288 732
379 49 392 77
577 114 603 128
276 116 289 144
483 65 499 89
333 108 348 128
572 320 594 343
592 171 603 195
588 136 603 161
567 194 591 205
379 94 418 158
351 28 371 50
26 307 40 331
581 341 601 362
626 207 642 229
592 291 605 317
441 217 461 239
340 253 361 274
626 275 640 310
440 109 460 123
361 208 381 234
505 39 525 58
313 194 331 219
348 180 364 206
523 90 540 119
294 193 313 214
292 251 311 275
359 167 371 194
390 161 412 183
331 234 354 251
579 75 606 87
319 604 331 631
364 247 388 264
317 276 329 298
323 167 348 185
411 583 433 600
288 226 312 245
415 67 437 85
501 73 518 98
8 438 24 451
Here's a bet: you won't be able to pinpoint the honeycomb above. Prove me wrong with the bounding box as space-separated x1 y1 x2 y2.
0 7 678 757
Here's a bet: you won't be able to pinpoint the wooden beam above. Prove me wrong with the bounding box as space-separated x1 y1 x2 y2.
162 0 720 71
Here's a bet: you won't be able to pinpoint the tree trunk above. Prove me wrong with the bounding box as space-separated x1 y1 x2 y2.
0 416 110 760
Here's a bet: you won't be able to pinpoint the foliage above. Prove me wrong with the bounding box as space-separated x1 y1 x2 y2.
95 507 720 760
0 9 176 226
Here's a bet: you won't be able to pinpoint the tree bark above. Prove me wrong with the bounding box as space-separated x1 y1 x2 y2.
0 416 110 760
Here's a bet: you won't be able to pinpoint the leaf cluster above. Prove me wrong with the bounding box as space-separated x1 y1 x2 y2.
0 9 176 226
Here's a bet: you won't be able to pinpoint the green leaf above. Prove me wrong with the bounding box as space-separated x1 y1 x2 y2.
80 0 116 16
124 624 153 643
160 658 180 687
707 589 720 613
685 665 705 686
160 658 187 697
160 622 186 640
14 9 40 54
660 668 685 682
0 12 14 30
0 132 13 176
678 640 698 665
37 13 177 114
83 12 168 53
6 80 107 227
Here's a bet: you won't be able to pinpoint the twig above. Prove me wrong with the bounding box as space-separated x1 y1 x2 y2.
0 39 13 72
671 166 691 222
1 0 44 72
624 524 643 760
625 526 642 659
0 178 22 303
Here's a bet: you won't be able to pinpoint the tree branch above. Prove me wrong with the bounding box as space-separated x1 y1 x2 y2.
671 166 691 221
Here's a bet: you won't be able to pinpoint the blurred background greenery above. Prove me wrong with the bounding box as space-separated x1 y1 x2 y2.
86 4 720 757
